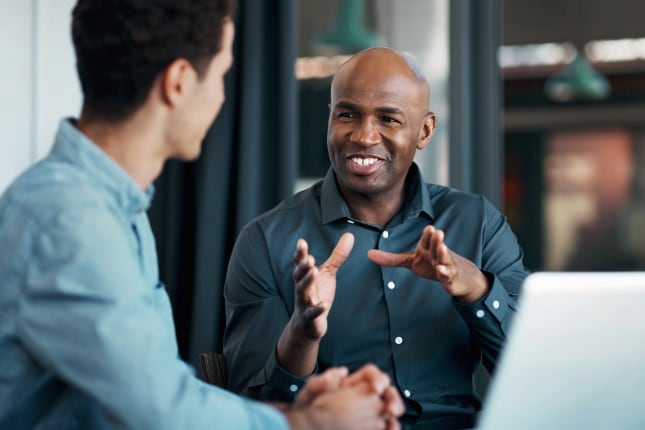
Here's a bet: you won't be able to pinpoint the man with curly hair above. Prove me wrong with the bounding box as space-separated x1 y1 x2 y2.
0 1 403 429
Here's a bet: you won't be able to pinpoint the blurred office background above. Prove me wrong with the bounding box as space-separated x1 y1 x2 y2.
2 0 644 368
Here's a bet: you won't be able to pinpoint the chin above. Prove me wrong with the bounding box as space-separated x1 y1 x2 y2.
185 147 202 161
174 144 202 162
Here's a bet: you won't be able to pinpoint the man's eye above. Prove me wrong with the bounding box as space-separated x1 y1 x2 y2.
338 112 356 119
381 116 398 123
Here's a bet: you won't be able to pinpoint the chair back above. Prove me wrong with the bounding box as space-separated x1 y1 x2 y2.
200 352 228 388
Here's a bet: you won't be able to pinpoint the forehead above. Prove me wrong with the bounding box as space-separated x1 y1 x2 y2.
332 75 418 108
331 55 425 111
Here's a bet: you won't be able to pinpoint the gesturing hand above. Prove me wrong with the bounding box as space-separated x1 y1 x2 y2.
367 225 488 303
291 232 355 339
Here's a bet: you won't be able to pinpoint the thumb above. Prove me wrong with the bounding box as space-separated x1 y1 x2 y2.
322 232 354 275
367 249 411 268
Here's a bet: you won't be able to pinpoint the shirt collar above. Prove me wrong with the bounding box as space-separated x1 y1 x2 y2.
320 163 434 225
321 168 350 224
51 118 154 215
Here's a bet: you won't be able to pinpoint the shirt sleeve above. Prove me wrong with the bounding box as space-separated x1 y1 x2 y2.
16 206 288 430
453 197 529 372
223 224 309 402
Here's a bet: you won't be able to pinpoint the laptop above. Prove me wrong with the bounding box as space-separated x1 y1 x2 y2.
477 272 645 430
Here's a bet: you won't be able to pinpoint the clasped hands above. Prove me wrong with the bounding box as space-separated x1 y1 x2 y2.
287 364 404 430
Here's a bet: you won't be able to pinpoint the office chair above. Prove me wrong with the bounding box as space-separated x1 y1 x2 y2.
199 353 228 389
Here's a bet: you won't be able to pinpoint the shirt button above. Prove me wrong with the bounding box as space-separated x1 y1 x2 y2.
492 300 500 309
289 384 298 393
382 230 389 238
394 336 403 344
403 389 411 398
476 310 485 318
387 281 396 290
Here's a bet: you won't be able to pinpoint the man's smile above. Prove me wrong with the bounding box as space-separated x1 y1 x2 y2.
346 155 385 175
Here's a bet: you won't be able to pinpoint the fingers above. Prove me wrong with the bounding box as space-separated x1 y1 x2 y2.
293 254 314 282
418 224 433 249
293 238 317 286
293 238 309 265
341 363 390 394
426 227 450 264
300 303 326 321
321 232 355 275
385 415 401 430
382 386 405 418
293 256 321 310
295 366 349 406
341 364 404 423
314 366 349 391
367 249 412 268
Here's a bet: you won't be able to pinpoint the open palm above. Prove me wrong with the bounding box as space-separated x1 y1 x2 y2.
292 233 354 339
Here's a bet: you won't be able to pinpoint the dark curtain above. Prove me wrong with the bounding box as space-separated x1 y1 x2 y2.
449 0 502 209
148 0 298 370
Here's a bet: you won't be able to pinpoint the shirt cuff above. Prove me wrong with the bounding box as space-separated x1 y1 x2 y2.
263 347 312 402
453 274 516 333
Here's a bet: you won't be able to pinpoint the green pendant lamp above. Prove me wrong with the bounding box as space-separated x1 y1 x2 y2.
312 0 384 56
544 49 611 102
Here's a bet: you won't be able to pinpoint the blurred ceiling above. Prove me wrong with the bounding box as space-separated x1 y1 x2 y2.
502 0 645 46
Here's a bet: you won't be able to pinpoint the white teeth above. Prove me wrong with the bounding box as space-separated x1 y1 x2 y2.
351 157 378 166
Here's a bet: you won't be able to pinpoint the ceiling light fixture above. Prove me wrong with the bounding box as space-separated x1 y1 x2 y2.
311 0 384 56
544 49 611 102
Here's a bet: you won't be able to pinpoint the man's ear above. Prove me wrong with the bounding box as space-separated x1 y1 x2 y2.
161 58 197 107
416 112 436 150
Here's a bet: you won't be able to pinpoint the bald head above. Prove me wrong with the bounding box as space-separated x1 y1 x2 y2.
332 47 430 110
326 46 436 209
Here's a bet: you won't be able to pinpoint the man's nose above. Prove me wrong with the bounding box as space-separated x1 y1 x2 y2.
350 119 380 146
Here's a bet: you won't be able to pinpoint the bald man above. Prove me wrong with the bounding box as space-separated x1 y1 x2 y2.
223 47 529 429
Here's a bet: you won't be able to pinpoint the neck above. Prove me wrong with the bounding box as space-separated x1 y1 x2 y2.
341 185 406 228
76 108 167 190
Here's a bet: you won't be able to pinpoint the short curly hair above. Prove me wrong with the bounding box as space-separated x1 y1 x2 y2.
72 0 236 121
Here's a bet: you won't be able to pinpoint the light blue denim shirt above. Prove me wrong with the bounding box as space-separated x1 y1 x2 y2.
0 119 288 430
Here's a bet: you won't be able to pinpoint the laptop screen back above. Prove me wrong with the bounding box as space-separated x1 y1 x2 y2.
477 272 645 430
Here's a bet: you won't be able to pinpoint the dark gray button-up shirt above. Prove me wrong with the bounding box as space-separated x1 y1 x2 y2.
224 164 529 425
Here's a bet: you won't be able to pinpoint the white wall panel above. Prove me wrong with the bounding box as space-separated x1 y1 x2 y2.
0 0 33 193
0 0 80 194
34 0 81 159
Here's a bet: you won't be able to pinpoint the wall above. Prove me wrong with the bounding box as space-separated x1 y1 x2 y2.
0 0 81 194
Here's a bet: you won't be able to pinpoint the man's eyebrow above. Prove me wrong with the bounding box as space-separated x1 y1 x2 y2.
333 101 358 110
333 101 404 116
375 106 404 115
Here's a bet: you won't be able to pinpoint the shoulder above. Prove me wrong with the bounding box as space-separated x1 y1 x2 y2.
426 183 487 206
244 182 323 231
0 159 131 270
425 183 502 220
2 158 115 227
231 183 324 260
